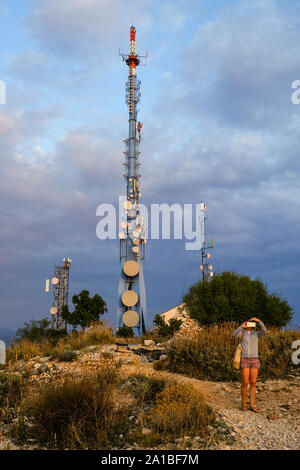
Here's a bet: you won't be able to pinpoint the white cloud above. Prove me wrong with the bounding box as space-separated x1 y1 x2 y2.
26 0 153 57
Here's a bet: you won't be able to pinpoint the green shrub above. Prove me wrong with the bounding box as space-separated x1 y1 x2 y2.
183 271 294 328
16 318 66 343
127 374 169 404
153 314 182 340
116 326 134 338
57 346 77 362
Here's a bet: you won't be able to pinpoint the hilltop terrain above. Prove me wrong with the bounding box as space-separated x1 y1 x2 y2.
1 340 299 450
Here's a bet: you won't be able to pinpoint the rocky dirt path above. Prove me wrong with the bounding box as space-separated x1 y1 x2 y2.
122 356 300 450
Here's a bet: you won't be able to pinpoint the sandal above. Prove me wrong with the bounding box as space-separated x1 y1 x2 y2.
241 405 247 411
250 407 259 413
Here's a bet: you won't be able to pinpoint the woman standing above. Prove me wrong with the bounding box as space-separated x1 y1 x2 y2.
233 318 266 412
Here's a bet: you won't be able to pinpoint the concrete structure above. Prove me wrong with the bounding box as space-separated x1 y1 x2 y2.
160 304 189 324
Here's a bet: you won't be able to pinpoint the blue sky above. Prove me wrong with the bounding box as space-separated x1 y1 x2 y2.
0 0 299 330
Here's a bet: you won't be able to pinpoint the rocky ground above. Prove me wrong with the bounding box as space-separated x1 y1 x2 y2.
1 341 299 450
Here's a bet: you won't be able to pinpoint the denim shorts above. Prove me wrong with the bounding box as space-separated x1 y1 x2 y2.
240 357 260 370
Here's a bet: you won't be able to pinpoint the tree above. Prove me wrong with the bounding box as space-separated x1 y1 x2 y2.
153 314 182 338
62 290 108 332
183 271 294 328
17 318 66 342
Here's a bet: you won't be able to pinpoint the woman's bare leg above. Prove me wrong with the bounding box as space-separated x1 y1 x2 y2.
240 368 250 410
250 368 259 410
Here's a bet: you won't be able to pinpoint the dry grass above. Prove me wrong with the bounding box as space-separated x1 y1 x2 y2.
6 323 115 365
148 382 215 442
162 323 300 381
13 363 129 449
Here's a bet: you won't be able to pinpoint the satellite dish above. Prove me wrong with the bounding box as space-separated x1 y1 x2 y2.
51 277 59 285
133 231 140 238
132 246 139 254
50 307 58 315
122 290 139 307
122 310 139 328
123 200 132 210
133 239 140 245
123 260 139 277
118 232 126 239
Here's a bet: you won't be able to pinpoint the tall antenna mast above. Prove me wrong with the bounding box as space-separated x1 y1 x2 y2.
117 27 147 336
45 258 72 330
199 202 214 282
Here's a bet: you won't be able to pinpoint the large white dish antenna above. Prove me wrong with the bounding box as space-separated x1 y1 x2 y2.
122 290 139 307
123 260 139 277
122 310 139 328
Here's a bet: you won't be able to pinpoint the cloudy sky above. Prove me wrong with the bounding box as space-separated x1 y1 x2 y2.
0 0 299 330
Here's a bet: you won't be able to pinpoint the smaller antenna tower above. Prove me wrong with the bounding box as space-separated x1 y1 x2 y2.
45 258 72 330
199 202 214 282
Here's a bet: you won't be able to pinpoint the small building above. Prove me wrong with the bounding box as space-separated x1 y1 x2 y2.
160 304 189 325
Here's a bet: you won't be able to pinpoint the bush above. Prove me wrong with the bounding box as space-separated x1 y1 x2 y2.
85 324 114 345
57 346 77 362
16 319 66 343
153 315 182 340
116 327 134 338
127 374 169 404
148 383 215 440
164 323 300 381
0 372 27 409
184 271 294 328
17 365 129 449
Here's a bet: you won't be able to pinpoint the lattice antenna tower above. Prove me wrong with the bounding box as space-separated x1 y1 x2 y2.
199 202 214 282
45 258 72 330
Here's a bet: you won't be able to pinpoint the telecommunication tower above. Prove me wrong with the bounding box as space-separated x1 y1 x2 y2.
45 258 72 330
199 202 214 282
117 27 147 336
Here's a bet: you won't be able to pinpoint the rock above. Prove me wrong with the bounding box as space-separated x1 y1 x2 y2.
142 428 151 435
86 346 98 352
38 363 49 373
159 355 168 361
39 357 51 363
144 340 155 347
